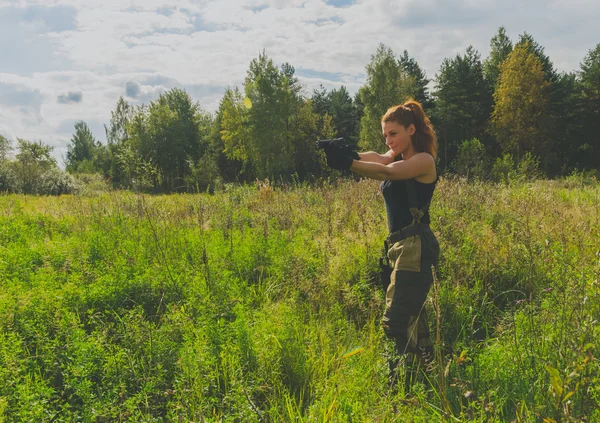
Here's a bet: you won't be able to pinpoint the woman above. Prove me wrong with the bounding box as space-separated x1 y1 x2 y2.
323 99 440 394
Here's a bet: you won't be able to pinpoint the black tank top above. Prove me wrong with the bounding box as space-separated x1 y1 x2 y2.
380 174 438 233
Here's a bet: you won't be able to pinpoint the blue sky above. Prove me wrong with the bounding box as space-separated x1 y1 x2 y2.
0 0 598 165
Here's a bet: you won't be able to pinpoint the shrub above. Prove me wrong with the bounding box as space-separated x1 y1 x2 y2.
36 167 79 195
0 161 78 195
450 138 491 181
491 153 514 184
562 169 599 188
516 152 543 181
73 173 112 195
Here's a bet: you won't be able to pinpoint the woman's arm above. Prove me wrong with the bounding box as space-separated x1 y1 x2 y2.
358 149 395 165
350 152 434 181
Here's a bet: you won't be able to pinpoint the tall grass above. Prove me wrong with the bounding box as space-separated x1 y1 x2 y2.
0 178 598 422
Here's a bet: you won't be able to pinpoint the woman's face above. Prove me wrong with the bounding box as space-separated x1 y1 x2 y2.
382 121 415 155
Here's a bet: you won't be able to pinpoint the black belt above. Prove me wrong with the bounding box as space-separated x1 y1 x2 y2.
385 223 429 248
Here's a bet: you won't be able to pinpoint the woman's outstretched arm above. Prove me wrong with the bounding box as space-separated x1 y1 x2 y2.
358 149 395 165
351 152 434 181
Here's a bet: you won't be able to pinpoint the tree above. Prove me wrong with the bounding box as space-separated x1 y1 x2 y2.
511 33 585 175
105 97 134 145
310 85 335 141
483 26 513 89
0 135 14 192
311 85 330 117
289 99 331 180
244 51 300 179
211 88 247 183
329 86 359 144
146 88 210 191
553 72 582 172
103 97 135 184
580 44 600 98
13 139 58 193
311 85 359 144
220 87 251 164
491 42 551 167
119 105 156 190
398 50 432 108
17 139 56 169
577 43 600 170
483 27 513 159
191 110 216 189
433 46 492 169
0 134 11 161
353 91 365 130
359 44 417 152
516 33 557 83
65 121 98 173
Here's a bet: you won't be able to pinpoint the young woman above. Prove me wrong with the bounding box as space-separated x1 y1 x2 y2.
323 99 440 394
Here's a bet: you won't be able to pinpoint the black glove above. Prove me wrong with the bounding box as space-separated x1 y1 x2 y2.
337 144 360 161
323 144 359 171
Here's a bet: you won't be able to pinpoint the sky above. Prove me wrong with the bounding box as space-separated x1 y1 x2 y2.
1 0 599 165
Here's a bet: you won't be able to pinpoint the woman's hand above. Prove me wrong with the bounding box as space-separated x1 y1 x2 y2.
323 144 358 171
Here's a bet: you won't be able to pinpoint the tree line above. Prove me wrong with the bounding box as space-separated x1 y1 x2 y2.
1 27 599 194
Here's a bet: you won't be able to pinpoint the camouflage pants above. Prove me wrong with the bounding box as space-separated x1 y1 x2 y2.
381 226 439 390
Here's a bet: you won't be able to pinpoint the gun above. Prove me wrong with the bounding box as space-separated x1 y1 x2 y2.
315 137 356 150
316 138 360 162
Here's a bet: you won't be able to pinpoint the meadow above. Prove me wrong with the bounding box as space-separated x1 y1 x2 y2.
0 177 598 422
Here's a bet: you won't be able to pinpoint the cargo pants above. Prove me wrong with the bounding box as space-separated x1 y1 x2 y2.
380 221 440 393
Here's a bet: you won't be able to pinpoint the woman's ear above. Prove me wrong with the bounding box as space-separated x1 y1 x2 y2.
408 124 416 136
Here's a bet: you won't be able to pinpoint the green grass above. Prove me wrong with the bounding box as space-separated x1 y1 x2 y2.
0 178 598 422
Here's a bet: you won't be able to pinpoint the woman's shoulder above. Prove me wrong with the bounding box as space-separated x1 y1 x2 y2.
412 152 437 184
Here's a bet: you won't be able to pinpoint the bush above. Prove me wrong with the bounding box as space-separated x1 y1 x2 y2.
561 169 599 188
74 159 97 174
186 154 222 193
490 152 544 184
73 173 112 195
516 152 543 181
491 153 514 184
35 167 79 195
0 161 78 195
450 138 490 181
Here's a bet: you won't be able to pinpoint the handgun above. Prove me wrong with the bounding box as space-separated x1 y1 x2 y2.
315 137 357 150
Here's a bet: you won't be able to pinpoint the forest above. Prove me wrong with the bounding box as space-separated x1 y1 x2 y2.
1 27 599 194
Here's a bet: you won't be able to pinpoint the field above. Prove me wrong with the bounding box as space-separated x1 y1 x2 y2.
0 177 598 422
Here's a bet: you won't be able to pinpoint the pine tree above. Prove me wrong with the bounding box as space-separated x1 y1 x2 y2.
399 50 432 108
483 27 513 89
433 46 492 169
65 121 98 173
577 43 600 170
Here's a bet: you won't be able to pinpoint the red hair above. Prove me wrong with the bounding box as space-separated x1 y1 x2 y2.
382 99 438 159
